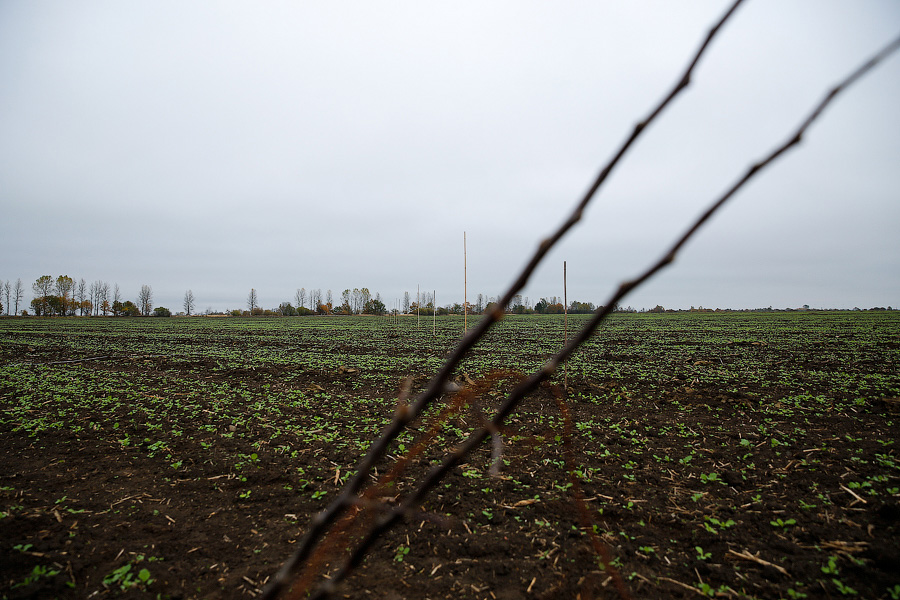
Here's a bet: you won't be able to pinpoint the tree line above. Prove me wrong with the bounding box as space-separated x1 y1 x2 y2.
4 275 153 317
1 275 619 318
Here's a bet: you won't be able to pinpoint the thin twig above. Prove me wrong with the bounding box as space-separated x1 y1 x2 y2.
727 549 790 576
298 30 900 600
260 5 743 598
264 11 900 600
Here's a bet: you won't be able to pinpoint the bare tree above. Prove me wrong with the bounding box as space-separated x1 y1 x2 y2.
88 281 98 316
99 282 110 316
138 285 153 317
13 279 24 315
247 288 258 313
89 280 106 316
75 278 87 316
310 288 322 313
326 289 333 310
184 290 196 316
402 291 410 314
112 284 121 316
1 280 9 315
295 287 306 310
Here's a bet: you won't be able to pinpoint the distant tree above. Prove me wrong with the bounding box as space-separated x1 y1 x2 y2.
1 280 10 315
295 288 306 310
475 293 484 314
89 280 105 316
278 302 297 316
534 297 564 314
341 289 351 314
112 284 122 316
569 300 596 314
99 282 110 316
119 300 140 317
310 287 330 314
75 278 88 316
350 288 371 315
152 306 172 317
364 294 386 315
247 288 258 313
138 285 153 316
402 291 411 314
13 279 24 315
88 281 98 315
184 290 196 316
32 275 53 316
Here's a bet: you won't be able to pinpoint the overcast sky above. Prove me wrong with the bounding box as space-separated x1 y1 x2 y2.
2 1 898 313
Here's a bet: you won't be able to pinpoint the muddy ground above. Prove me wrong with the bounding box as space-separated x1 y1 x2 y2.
1 318 899 600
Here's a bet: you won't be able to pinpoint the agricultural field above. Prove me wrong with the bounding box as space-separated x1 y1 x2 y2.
0 312 898 600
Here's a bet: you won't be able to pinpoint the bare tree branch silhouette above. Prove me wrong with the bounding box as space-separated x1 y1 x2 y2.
262 2 900 596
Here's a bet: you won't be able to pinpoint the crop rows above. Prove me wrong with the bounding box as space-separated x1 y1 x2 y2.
1 312 898 599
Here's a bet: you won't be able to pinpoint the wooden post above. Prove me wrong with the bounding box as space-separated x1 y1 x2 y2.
433 289 436 336
464 232 467 333
564 261 568 393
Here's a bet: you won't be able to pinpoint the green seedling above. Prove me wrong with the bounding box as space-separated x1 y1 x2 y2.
12 564 60 589
821 556 839 575
394 544 410 562
770 517 796 530
700 472 723 485
103 563 154 591
831 579 857 596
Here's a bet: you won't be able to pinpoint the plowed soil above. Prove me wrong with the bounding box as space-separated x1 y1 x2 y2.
1 315 898 600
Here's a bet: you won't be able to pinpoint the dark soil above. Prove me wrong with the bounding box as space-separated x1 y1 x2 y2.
1 318 899 600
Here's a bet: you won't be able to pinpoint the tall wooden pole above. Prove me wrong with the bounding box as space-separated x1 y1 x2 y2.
433 289 436 336
464 232 468 332
564 261 568 392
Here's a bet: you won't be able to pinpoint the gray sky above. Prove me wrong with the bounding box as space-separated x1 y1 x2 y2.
2 1 898 313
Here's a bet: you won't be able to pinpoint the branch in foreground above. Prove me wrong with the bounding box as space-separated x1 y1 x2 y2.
260 3 745 598
300 30 900 600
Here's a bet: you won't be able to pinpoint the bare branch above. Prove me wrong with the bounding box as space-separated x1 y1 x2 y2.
260 4 744 597
296 29 900 600
263 5 900 597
